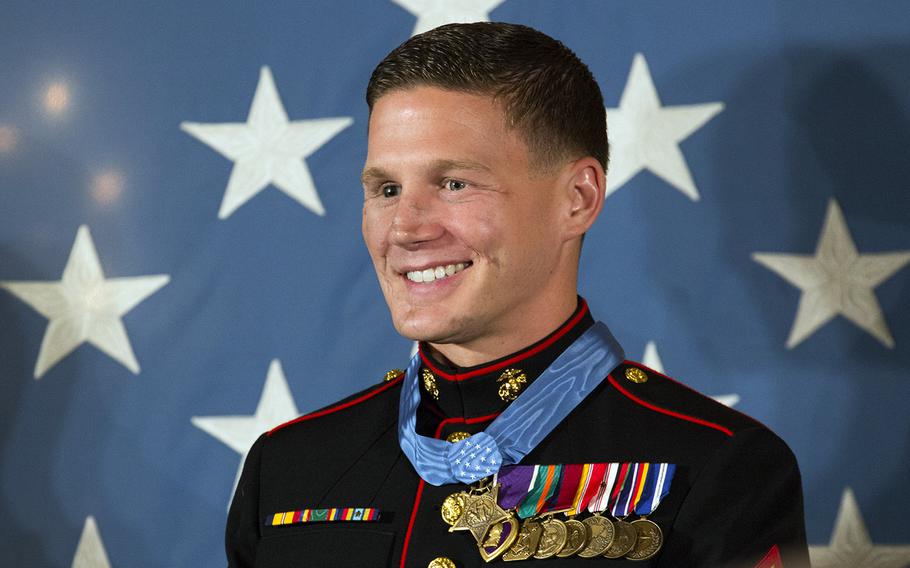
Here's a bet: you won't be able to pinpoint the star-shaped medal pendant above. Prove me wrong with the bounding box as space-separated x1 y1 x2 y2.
449 484 510 543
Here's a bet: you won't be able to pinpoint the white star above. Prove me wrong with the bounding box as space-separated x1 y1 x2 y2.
641 342 739 408
192 359 300 503
753 199 910 348
71 516 111 568
606 53 724 201
711 394 741 408
1 226 169 379
181 67 353 219
810 487 910 567
391 0 505 36
642 341 666 373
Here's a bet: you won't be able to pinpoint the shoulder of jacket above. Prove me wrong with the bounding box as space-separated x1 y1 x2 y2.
605 360 765 438
266 369 404 437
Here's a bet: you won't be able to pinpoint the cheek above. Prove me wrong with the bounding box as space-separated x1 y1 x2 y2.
446 206 501 252
361 209 388 259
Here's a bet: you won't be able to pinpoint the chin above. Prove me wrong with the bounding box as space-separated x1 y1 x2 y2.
391 306 457 344
393 316 441 343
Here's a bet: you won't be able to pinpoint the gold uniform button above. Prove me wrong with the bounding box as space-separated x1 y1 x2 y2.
446 431 471 443
383 369 403 382
427 557 457 568
625 367 648 384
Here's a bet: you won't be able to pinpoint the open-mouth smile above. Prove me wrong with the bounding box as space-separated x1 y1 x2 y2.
404 261 473 283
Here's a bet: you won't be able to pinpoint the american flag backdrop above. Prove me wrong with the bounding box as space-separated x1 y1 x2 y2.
1 1 909 566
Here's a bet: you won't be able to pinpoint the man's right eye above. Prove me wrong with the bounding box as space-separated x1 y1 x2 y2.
382 185 401 198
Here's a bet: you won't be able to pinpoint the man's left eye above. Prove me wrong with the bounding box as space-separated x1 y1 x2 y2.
445 179 467 191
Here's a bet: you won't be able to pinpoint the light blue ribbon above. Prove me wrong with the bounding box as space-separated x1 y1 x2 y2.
398 322 624 486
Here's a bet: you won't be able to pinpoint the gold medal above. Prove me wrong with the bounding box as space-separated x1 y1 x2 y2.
577 514 615 557
440 492 467 526
478 514 520 562
624 518 663 561
555 518 587 557
532 516 568 559
603 519 637 558
449 485 510 543
502 518 543 562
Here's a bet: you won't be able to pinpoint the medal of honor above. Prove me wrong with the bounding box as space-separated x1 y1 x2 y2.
398 323 624 486
449 484 510 543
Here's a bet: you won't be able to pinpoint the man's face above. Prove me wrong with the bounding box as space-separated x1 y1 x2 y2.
361 87 571 353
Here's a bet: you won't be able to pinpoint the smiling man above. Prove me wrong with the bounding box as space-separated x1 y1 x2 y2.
361 85 592 364
227 23 809 568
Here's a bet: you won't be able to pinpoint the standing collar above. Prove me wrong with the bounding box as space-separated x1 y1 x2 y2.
416 298 594 419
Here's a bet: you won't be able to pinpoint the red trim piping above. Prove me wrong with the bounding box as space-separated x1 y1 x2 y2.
399 480 424 568
628 360 774 433
607 374 734 437
627 360 739 404
267 374 404 436
399 411 500 567
420 300 589 381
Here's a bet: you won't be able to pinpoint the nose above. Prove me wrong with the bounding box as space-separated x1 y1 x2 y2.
389 188 444 247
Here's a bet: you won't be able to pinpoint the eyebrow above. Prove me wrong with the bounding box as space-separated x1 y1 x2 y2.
360 166 389 185
360 159 491 184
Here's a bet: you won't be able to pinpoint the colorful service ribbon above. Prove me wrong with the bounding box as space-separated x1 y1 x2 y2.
586 462 621 514
495 463 676 519
635 463 676 516
397 322 625 485
606 462 631 515
574 463 608 515
611 462 645 517
546 463 585 512
517 465 560 518
496 464 536 510
609 462 677 518
265 507 380 526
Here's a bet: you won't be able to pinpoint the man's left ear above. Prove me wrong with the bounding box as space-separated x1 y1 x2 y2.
561 157 605 239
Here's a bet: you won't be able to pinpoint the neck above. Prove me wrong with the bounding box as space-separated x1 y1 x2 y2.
426 293 579 368
415 297 594 421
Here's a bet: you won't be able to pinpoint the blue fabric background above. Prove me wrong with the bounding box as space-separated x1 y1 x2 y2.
1 2 908 565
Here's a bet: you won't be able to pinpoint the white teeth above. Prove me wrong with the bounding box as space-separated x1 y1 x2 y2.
406 262 469 283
